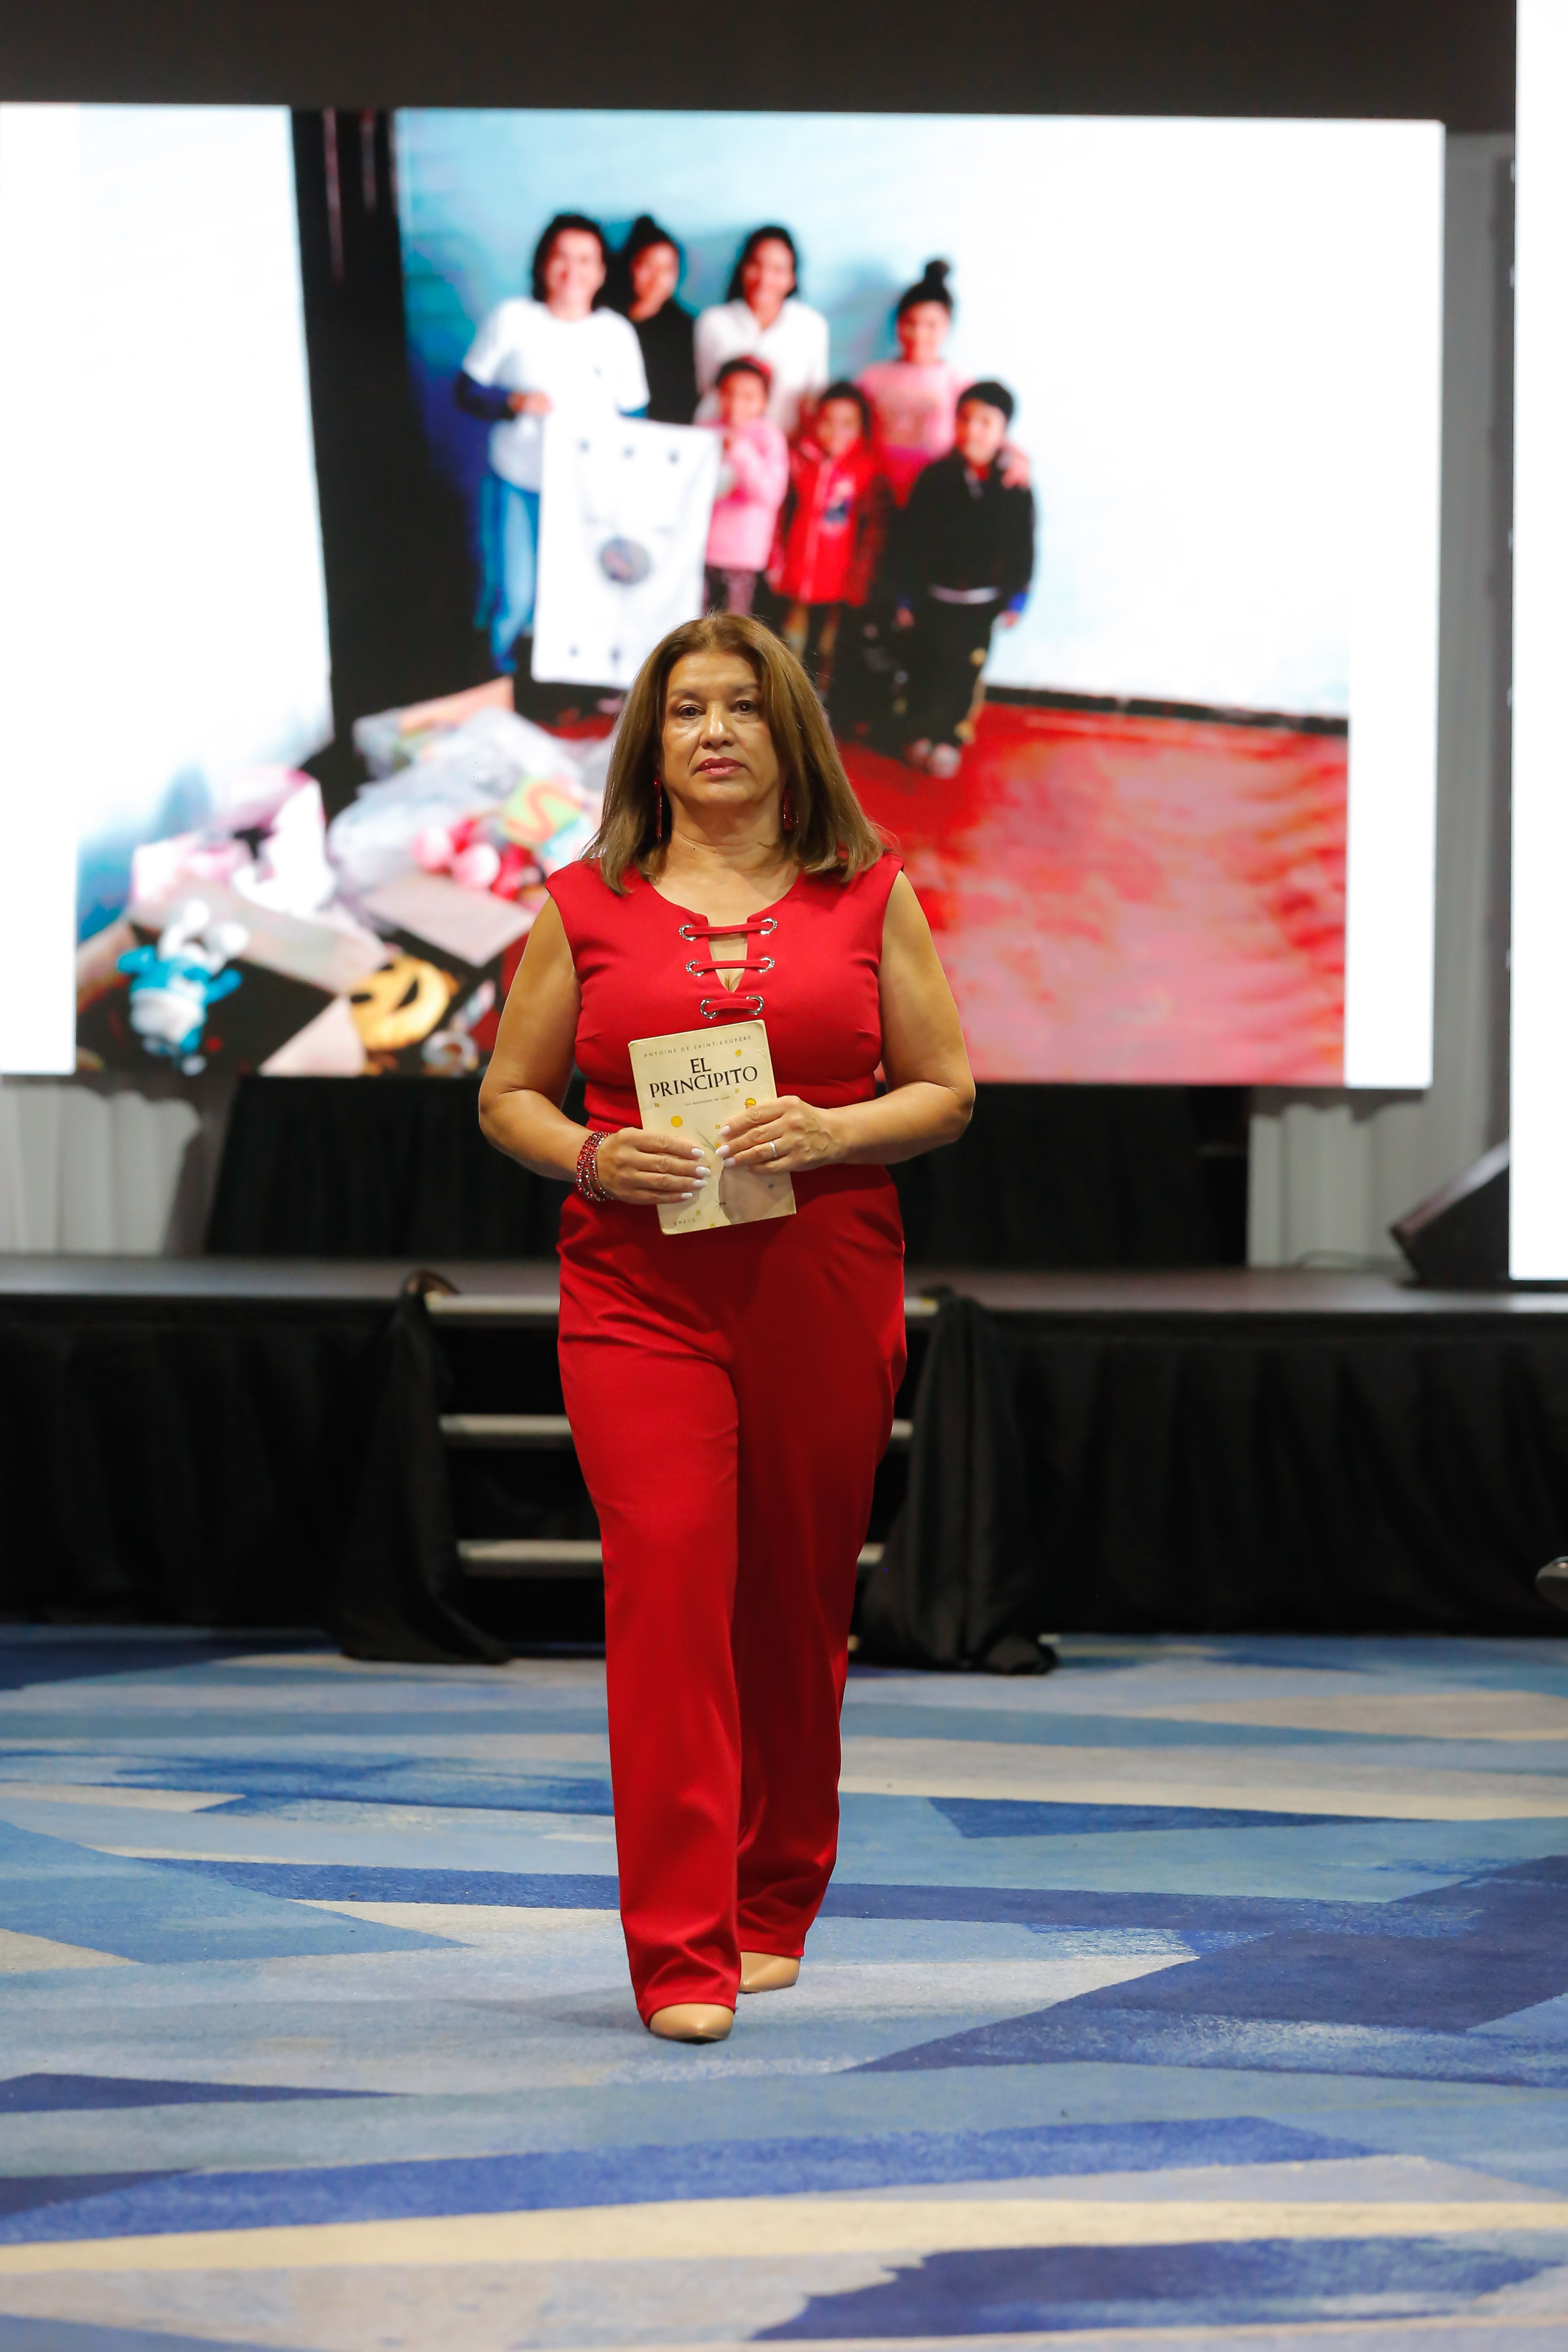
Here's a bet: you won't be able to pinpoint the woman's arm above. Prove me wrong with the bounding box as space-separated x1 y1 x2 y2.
478 899 708 1206
460 309 549 415
456 370 550 419
455 373 514 422
476 901 583 1180
718 873 973 1173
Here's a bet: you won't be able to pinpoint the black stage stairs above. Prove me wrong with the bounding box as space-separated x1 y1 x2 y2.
423 1288 935 1610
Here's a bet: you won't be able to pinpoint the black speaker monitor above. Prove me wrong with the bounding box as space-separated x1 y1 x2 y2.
1390 1141 1510 1289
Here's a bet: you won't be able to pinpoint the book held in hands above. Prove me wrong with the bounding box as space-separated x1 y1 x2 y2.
628 1021 796 1235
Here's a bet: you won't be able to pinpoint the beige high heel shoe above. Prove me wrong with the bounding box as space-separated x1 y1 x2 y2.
739 1951 800 1994
647 2003 734 2042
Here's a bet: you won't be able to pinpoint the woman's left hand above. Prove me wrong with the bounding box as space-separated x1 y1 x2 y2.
717 1096 844 1173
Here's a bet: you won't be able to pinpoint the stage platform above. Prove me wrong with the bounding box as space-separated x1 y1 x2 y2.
2 1258 1566 1640
5 1255 1568 1317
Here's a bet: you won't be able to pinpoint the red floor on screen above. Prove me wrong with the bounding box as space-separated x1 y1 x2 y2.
844 700 1347 1084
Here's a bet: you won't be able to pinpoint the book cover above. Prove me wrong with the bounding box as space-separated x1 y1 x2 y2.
627 1020 796 1235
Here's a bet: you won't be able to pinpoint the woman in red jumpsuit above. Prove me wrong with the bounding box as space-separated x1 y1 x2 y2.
479 612 973 2042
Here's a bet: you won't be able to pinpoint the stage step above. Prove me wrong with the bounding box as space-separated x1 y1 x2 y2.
459 1539 605 1577
429 1293 939 1325
441 1413 573 1447
442 1413 913 1449
459 1539 887 1578
436 1291 910 1603
428 1294 562 1322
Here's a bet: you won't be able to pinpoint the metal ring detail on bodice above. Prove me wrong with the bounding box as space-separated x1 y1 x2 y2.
700 994 766 1022
676 915 780 1024
686 956 775 979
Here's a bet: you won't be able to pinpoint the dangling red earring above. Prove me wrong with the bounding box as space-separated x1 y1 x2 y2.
653 780 664 842
781 786 796 835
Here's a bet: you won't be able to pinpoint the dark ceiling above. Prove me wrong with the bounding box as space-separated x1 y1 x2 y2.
0 0 1513 130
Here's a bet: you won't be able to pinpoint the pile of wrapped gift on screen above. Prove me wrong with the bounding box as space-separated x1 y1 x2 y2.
76 683 610 1078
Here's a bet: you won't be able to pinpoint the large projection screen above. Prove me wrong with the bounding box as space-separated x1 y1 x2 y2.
0 107 1442 1088
1512 0 1568 1278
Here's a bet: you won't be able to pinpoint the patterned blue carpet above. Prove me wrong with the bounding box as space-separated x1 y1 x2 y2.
3 1626 1568 2348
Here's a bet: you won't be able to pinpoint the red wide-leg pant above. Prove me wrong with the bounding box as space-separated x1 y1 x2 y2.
558 1177 904 2019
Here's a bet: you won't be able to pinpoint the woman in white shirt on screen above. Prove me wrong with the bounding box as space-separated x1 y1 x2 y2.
694 226 829 439
458 213 649 674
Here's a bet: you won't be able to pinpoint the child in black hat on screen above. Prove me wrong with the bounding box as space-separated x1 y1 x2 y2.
892 380 1035 776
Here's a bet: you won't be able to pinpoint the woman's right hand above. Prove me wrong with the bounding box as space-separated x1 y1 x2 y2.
591 1126 709 1206
508 391 554 416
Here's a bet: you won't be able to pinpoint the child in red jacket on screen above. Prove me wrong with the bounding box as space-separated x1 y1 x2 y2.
769 382 887 696
703 358 789 617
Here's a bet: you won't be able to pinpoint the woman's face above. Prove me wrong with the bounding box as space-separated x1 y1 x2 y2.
661 652 782 827
629 240 679 319
740 238 795 327
896 301 950 366
542 229 606 317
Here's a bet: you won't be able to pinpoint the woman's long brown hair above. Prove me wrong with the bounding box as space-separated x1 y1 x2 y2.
586 612 886 892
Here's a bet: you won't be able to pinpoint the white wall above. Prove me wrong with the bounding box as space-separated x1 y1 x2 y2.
1250 135 1512 1266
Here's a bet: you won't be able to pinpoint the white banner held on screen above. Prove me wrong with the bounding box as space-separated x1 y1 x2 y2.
532 417 720 689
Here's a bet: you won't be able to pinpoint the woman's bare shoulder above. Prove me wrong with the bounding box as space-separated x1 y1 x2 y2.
517 892 573 971
877 870 947 972
882 867 928 931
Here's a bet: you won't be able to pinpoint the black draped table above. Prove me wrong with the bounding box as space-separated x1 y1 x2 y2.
1 1259 1564 1641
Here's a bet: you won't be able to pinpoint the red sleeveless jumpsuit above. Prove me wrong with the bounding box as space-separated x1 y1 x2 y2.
546 853 907 2019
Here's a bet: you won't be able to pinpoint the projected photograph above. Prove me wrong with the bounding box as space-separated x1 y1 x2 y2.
382 109 1388 1086
65 106 1440 1087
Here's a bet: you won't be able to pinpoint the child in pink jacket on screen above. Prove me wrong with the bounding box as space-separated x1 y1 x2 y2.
703 358 789 616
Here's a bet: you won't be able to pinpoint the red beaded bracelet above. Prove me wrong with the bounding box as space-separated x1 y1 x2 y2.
574 1128 615 1205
